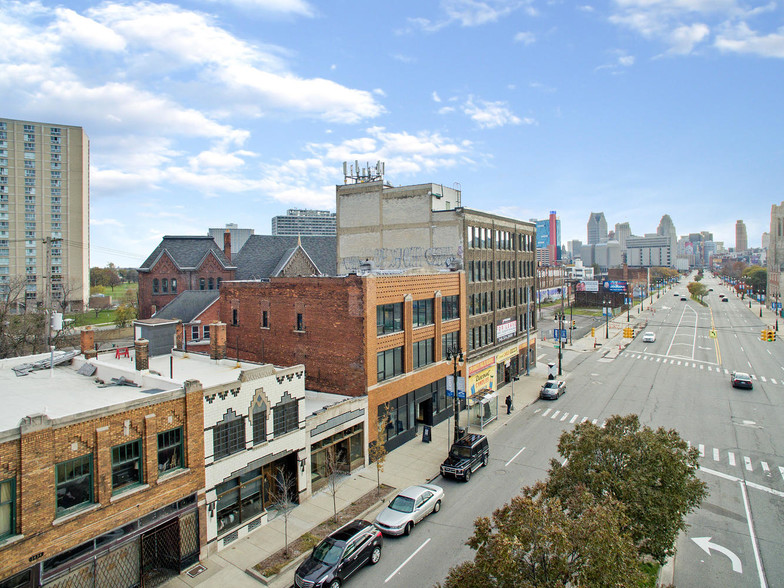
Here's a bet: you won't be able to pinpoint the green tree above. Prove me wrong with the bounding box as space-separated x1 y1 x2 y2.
687 281 708 301
546 414 707 564
114 304 137 327
441 482 643 588
743 266 767 295
369 403 389 499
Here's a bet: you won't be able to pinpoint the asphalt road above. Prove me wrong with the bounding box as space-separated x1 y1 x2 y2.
348 272 784 587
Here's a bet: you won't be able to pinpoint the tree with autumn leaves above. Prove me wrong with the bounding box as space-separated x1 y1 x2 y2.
441 415 707 587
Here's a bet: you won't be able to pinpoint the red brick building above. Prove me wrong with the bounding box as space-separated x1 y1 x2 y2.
0 350 205 588
218 272 466 450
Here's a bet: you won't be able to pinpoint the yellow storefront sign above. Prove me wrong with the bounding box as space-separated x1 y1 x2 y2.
495 346 518 365
468 366 495 405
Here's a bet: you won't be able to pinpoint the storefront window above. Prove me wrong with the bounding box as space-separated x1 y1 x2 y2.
311 424 365 490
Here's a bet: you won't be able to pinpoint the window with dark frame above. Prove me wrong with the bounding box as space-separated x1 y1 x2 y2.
213 411 246 460
232 308 238 326
191 325 199 340
203 324 210 339
112 439 143 494
162 278 168 293
55 454 93 515
442 295 459 320
296 313 304 331
157 427 184 474
171 278 177 293
0 478 15 539
442 331 459 359
252 403 267 444
152 278 159 294
262 310 269 328
377 346 404 381
413 338 434 369
376 303 402 335
199 278 205 290
412 299 434 327
273 393 299 437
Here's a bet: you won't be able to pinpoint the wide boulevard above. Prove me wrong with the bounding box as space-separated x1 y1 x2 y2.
350 273 784 588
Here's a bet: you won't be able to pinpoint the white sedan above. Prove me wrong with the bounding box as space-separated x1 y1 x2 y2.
642 332 656 342
374 484 443 536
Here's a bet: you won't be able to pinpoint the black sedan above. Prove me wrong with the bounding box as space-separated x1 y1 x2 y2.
540 380 566 399
730 372 753 389
294 520 382 588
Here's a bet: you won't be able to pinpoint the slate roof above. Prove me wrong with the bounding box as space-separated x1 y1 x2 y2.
153 290 220 323
234 235 337 279
138 236 235 271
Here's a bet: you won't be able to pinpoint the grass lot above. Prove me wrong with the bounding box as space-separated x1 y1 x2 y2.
68 282 138 326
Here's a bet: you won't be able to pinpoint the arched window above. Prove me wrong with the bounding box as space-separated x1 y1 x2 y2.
152 278 159 294
171 279 178 293
208 277 214 290
162 278 168 293
199 278 205 290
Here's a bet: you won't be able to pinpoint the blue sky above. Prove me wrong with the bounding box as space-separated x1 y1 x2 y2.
2 0 782 267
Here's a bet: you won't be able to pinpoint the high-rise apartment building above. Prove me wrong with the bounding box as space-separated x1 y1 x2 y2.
0 118 89 310
586 212 607 244
271 209 336 236
736 220 748 252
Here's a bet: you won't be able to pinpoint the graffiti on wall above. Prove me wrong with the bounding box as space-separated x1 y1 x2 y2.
341 245 463 273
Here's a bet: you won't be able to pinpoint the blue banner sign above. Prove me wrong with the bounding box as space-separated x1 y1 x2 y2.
603 280 628 293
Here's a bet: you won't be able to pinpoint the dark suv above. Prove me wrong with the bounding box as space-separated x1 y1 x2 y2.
294 519 383 588
440 433 489 482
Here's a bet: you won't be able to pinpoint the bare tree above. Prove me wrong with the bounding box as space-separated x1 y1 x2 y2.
53 278 84 314
369 403 390 500
0 276 48 358
324 445 345 523
270 466 298 558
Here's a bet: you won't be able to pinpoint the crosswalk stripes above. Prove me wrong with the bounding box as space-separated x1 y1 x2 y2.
620 352 784 385
536 409 784 482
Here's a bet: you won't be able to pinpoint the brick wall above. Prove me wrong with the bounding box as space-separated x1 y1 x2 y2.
0 388 205 581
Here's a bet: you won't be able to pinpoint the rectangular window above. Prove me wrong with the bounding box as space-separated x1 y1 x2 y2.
171 278 177 293
376 302 402 335
0 478 14 539
191 325 199 340
273 398 299 437
262 310 269 328
55 454 93 515
157 428 183 474
214 415 245 460
203 324 210 339
296 313 304 331
112 439 143 494
252 406 267 445
442 331 460 359
412 299 434 327
377 346 404 382
413 338 434 369
442 295 459 320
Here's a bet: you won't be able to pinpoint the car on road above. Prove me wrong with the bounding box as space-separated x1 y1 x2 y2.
642 332 656 343
294 519 383 588
673 292 679 296
680 296 687 301
721 297 729 302
730 371 753 389
374 484 444 536
540 380 566 399
440 433 489 482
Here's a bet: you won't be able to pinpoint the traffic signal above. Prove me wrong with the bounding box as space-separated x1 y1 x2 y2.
591 327 596 337
623 327 634 338
768 330 776 342
572 320 576 327
761 329 766 341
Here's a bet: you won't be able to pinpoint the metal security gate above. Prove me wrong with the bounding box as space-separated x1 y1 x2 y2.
140 519 180 588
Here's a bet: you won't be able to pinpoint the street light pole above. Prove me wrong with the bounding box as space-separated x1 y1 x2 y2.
604 296 609 339
446 347 464 443
558 287 564 376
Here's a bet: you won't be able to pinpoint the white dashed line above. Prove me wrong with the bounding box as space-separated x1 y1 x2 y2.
780 466 784 481
744 456 753 471
570 414 579 424
560 413 569 422
581 417 589 423
761 462 770 475
752 374 757 380
542 408 552 417
592 419 597 425
551 410 560 419
729 452 736 466
698 444 705 457
713 448 720 461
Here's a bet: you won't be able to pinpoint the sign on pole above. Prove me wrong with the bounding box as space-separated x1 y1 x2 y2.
446 376 466 399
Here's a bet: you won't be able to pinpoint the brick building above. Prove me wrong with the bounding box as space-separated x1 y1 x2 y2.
218 271 466 451
0 347 205 588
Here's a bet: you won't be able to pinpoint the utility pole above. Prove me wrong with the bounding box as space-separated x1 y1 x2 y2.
447 347 464 442
525 285 531 376
557 284 564 376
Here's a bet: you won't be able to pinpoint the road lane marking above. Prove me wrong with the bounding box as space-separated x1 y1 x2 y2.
542 408 552 417
780 466 784 481
761 462 770 475
713 448 720 461
708 366 713 371
592 419 597 424
739 481 769 588
692 363 697 368
700 365 704 370
744 456 753 471
752 374 757 380
581 417 589 423
560 413 569 421
772 378 777 384
729 452 736 466
656 358 661 363
505 446 526 467
699 444 705 457
601 421 606 428
678 361 682 365
761 376 767 382
724 369 729 374
569 414 579 423
551 410 560 419
385 538 431 583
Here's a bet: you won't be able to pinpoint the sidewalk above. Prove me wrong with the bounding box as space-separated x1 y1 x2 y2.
164 365 551 588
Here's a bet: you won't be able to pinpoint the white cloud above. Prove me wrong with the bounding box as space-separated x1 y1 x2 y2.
667 23 710 53
406 0 535 32
438 106 456 114
202 0 316 17
432 91 442 102
715 22 784 58
90 218 124 227
52 8 126 51
462 97 527 129
514 31 536 44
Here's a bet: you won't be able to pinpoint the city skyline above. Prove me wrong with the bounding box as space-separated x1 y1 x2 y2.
1 1 781 267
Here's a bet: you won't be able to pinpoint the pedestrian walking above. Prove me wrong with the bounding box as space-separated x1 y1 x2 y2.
505 394 512 415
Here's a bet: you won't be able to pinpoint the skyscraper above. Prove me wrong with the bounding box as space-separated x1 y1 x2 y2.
614 222 632 250
0 117 89 310
736 220 748 252
272 209 336 236
587 212 607 245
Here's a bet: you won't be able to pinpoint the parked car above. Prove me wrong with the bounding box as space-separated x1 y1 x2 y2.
294 520 383 588
642 331 656 343
730 372 753 389
673 292 679 296
680 296 687 301
374 484 443 536
440 433 489 482
721 297 729 302
540 380 566 399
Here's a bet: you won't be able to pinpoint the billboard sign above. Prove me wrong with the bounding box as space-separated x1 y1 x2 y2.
582 280 599 292
603 280 628 293
496 318 517 342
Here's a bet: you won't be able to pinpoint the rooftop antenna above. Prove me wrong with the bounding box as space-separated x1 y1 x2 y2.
343 160 385 184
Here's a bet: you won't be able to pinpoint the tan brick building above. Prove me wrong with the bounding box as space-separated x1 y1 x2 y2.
0 351 205 588
218 271 467 451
